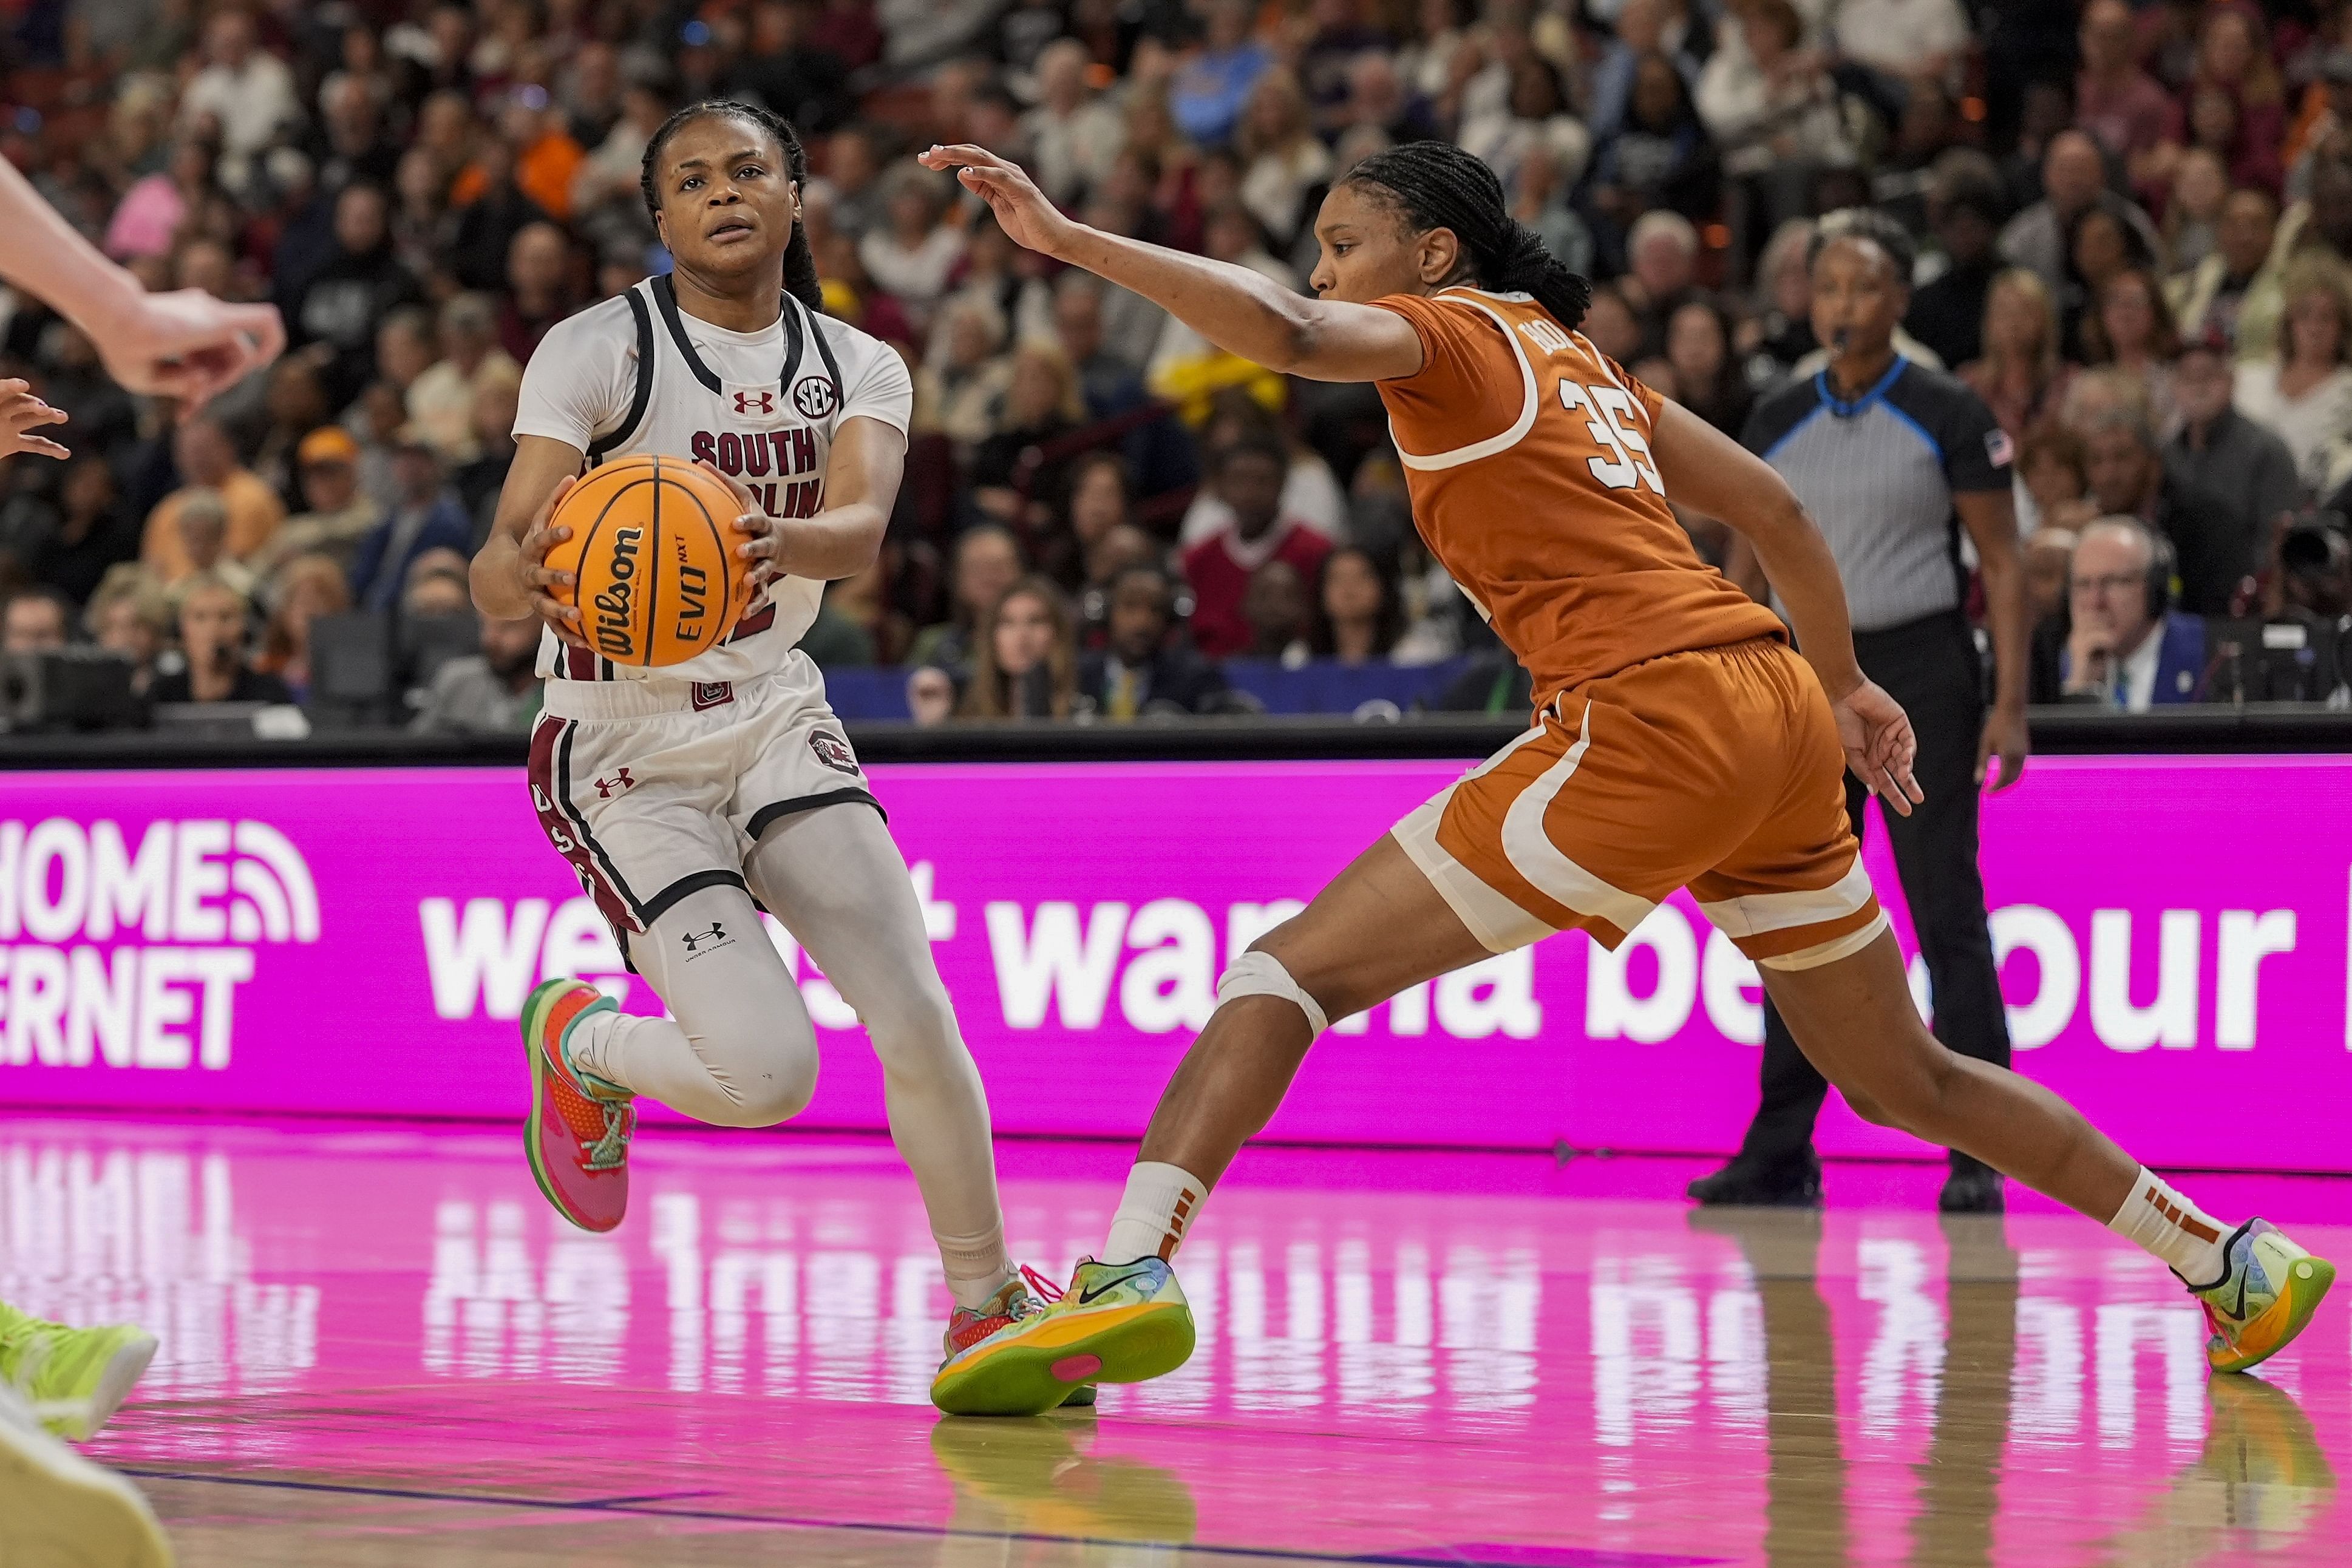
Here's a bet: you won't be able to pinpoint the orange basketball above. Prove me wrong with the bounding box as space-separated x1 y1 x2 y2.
545 455 753 668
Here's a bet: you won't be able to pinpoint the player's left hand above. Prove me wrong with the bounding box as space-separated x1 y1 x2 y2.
916 145 1081 259
697 459 784 594
89 290 286 415
1833 679 1926 816
1975 705 2028 793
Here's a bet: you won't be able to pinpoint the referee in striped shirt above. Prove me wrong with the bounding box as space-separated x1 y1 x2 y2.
1699 209 2031 1215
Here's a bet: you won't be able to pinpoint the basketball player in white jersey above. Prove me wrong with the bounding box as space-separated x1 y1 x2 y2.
472 101 1056 1414
0 145 282 1568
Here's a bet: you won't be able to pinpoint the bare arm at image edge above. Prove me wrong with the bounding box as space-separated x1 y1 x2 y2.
0 153 284 408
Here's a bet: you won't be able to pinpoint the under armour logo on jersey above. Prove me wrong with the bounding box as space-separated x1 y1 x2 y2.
681 922 735 958
733 390 777 415
793 377 838 419
594 769 636 798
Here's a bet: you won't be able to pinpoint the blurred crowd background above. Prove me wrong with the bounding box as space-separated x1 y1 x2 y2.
1 0 2350 733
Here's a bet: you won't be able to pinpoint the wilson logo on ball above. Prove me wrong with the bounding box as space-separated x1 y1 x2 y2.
545 455 755 668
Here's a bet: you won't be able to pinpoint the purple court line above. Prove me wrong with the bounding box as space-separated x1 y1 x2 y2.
121 1470 1734 1568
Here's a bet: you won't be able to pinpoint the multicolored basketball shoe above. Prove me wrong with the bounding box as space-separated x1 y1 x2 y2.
520 977 633 1233
932 1270 1094 1414
0 1379 171 1568
0 1302 157 1441
930 1258 1195 1417
2187 1220 2336 1374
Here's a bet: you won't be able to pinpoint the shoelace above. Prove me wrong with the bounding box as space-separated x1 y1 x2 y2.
1019 1264 1065 1306
583 1101 634 1171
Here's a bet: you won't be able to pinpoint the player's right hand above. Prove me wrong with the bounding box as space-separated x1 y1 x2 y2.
0 379 68 460
516 475 588 647
1833 679 1925 816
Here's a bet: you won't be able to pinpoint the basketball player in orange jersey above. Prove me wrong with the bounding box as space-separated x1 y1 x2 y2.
917 139 2334 1415
471 103 1063 1416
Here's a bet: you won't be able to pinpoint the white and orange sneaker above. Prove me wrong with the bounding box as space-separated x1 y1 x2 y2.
520 978 633 1233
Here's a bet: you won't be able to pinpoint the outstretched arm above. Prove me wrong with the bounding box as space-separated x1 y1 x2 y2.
919 144 1424 382
0 154 283 409
1650 400 1924 813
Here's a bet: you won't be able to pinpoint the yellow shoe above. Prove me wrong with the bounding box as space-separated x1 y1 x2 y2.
2188 1220 2336 1374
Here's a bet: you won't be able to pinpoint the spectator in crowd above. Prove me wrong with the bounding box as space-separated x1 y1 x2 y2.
1457 56 1587 225
1024 43 1123 208
499 222 577 364
2023 527 2079 625
401 556 475 619
1999 129 2161 294
142 415 285 583
454 365 523 543
408 293 518 464
1619 211 1702 358
411 612 543 735
1180 392 1347 545
1664 297 1752 437
2033 516 2208 708
2017 424 2097 535
255 427 384 577
2234 256 2352 492
2163 148 2230 277
1237 70 1332 257
1309 546 1404 665
960 575 1078 719
350 435 471 613
2 586 69 653
860 165 967 331
28 458 137 609
1240 557 1314 664
1079 563 1230 719
294 183 423 406
2081 407 2242 613
1960 269 2072 444
1694 0 1851 183
2171 186 2280 344
909 523 1024 673
2081 266 2181 429
1170 0 1276 149
84 566 171 693
2076 0 2180 165
1181 433 1334 659
167 489 257 602
177 9 301 193
923 296 1016 452
969 341 1087 514
1048 450 1135 594
150 574 292 705
1906 159 2008 372
2170 329 2301 569
254 553 351 703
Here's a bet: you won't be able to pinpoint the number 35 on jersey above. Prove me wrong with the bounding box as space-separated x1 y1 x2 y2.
1518 317 1664 496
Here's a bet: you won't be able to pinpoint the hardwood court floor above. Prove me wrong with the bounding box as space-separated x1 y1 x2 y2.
3 1116 2348 1567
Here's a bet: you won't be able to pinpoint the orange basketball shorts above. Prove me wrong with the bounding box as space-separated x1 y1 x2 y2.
1393 637 1889 969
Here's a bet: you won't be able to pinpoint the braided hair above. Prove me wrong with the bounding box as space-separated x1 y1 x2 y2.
1342 142 1591 333
641 100 824 314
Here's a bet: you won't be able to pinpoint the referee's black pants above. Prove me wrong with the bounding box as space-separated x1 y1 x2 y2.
1735 609 2013 1171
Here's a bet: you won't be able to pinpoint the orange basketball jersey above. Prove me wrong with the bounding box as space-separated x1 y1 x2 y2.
1370 288 1784 705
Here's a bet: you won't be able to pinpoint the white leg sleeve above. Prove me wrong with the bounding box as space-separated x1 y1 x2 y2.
746 805 1013 1308
569 881 820 1128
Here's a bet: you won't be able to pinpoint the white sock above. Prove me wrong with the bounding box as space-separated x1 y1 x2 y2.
935 1222 1016 1312
2107 1168 2232 1285
1102 1162 1209 1264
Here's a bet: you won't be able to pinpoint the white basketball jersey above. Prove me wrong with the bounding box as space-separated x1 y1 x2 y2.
512 275 914 685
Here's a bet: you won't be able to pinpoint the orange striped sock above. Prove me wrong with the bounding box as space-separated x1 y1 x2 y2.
1103 1162 1208 1265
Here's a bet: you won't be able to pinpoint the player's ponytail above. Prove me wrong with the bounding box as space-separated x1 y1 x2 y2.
1344 142 1592 334
640 100 828 316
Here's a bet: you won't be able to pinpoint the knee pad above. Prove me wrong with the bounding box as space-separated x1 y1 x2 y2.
1215 951 1329 1037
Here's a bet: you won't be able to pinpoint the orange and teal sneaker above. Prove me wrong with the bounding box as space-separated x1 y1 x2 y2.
929 1258 1194 1417
520 977 633 1234
2187 1220 2336 1374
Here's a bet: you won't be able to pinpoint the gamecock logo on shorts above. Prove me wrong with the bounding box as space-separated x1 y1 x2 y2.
808 731 859 776
793 377 838 420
